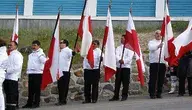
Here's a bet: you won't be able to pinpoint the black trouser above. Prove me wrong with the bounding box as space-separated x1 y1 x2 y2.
26 74 42 106
113 68 130 99
179 77 192 95
84 69 100 102
3 79 18 110
57 71 70 103
148 63 166 96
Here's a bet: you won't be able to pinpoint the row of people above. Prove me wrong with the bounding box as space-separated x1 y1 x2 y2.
0 29 191 109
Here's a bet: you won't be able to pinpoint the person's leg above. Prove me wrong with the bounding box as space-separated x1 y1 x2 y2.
83 70 91 103
63 72 71 104
56 75 65 105
33 74 42 107
148 63 158 98
0 78 5 110
121 68 130 101
91 69 100 103
187 77 192 96
178 76 186 96
109 68 121 101
6 80 18 110
156 64 166 98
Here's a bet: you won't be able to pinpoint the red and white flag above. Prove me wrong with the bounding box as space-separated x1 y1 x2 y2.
103 8 116 81
125 12 145 86
161 2 176 66
78 0 94 68
41 13 60 90
11 6 19 43
173 20 192 59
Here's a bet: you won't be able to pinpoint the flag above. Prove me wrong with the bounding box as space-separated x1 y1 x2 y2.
173 19 192 60
125 12 145 86
41 13 60 90
161 2 176 66
78 0 94 68
11 6 19 43
103 8 116 81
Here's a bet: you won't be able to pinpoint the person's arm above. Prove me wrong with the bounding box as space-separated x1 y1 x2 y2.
39 54 47 64
123 49 134 65
148 41 160 51
116 47 121 62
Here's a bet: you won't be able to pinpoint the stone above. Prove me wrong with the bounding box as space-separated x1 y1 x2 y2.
103 84 114 92
69 78 76 86
74 69 83 77
21 91 28 97
41 90 50 97
131 74 139 82
18 82 23 91
129 83 140 91
19 98 27 106
69 86 80 93
23 81 28 88
44 96 57 103
51 86 58 94
76 78 84 85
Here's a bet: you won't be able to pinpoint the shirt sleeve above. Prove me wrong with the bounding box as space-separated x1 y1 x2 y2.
123 49 134 65
148 41 159 51
39 54 47 64
116 47 121 62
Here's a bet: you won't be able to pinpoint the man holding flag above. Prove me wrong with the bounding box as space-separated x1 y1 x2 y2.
109 35 134 101
148 30 167 99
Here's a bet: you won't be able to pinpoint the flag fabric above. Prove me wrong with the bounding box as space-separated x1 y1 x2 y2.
41 13 60 90
103 8 116 81
11 6 19 43
124 12 145 86
78 0 94 68
173 20 192 60
161 2 176 66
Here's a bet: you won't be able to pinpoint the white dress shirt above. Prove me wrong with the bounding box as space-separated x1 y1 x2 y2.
148 39 166 64
83 48 101 69
116 44 134 68
0 46 8 79
5 49 23 81
59 47 72 74
27 48 47 74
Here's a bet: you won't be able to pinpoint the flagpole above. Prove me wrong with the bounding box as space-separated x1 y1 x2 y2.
68 0 88 72
98 0 112 72
155 0 167 96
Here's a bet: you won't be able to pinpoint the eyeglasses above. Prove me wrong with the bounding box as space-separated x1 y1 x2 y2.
60 42 64 44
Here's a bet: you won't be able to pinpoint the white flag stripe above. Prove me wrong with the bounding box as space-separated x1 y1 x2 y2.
50 16 60 82
104 9 116 71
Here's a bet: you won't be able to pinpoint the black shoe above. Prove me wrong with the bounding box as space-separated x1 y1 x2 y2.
22 104 32 108
121 97 127 101
109 97 119 101
31 104 40 108
150 96 156 99
82 100 91 104
177 94 184 97
92 100 97 103
55 102 66 106
156 95 162 99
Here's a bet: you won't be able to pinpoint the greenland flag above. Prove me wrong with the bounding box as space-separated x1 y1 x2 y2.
173 20 192 59
41 13 60 90
161 2 176 66
103 8 116 81
11 6 19 43
78 0 94 68
125 12 145 86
